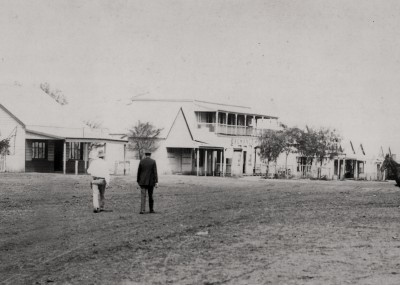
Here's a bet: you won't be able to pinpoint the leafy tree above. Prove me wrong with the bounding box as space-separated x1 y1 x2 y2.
127 121 163 159
258 130 285 178
40 82 68 105
281 127 302 177
0 138 10 155
314 127 341 177
296 126 341 178
296 127 317 160
294 127 320 177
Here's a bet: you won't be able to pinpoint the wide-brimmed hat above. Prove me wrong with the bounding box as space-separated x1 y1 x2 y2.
98 150 105 158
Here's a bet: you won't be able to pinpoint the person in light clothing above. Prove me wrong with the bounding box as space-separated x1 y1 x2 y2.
87 150 110 213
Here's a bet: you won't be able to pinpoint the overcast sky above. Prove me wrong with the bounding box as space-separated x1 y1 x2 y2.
1 0 400 156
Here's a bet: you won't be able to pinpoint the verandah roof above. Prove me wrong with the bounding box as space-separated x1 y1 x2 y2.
26 129 127 144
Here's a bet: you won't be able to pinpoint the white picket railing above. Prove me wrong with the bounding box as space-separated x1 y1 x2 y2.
0 155 5 172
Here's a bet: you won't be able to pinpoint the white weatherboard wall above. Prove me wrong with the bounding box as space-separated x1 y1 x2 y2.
0 107 26 172
160 109 197 175
165 110 196 149
103 143 125 174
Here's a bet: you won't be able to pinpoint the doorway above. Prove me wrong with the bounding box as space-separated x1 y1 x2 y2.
54 140 64 172
242 151 247 174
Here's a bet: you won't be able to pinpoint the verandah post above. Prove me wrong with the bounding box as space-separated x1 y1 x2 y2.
75 160 78 175
63 141 67 174
196 148 199 176
223 148 226 177
123 144 126 175
204 149 208 176
219 150 223 176
84 143 88 173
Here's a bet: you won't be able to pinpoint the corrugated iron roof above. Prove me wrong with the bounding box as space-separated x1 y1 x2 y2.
103 98 278 137
0 85 125 142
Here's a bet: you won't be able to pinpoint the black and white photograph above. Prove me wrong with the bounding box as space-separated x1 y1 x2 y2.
1 0 400 284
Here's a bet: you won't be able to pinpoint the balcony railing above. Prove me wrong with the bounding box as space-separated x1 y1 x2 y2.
197 123 216 132
197 123 269 136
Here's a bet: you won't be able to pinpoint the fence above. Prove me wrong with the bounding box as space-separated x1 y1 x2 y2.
0 155 5 172
215 162 232 176
253 164 295 178
113 160 130 175
297 164 331 179
297 164 312 178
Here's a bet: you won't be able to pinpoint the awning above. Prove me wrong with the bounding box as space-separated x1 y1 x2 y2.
26 129 127 144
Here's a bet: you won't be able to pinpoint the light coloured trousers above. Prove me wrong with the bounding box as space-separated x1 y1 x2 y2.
92 184 106 210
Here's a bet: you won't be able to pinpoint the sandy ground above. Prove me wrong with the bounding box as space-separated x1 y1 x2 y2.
1 173 400 285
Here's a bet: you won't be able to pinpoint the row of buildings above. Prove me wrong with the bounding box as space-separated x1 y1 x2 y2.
0 85 386 180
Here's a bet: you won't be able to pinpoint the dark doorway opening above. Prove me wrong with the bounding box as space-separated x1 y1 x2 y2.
242 151 247 174
54 140 64 172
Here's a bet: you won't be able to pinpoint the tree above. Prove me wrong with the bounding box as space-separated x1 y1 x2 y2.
0 138 10 155
296 127 316 159
296 126 341 178
258 130 285 178
294 127 319 177
127 121 163 159
40 82 68 105
84 119 103 129
281 127 302 177
314 127 341 178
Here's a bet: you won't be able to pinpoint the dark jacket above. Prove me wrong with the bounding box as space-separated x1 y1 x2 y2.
137 157 158 187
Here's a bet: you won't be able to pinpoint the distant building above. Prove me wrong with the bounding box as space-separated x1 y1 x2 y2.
0 85 127 174
275 140 384 181
104 98 385 180
105 98 279 176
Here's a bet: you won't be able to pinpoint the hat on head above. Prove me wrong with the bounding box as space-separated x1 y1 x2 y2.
98 150 105 158
144 149 152 155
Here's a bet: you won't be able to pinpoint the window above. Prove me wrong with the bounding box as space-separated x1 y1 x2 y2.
32 141 47 159
167 150 175 158
69 142 82 160
358 162 364 174
182 148 192 158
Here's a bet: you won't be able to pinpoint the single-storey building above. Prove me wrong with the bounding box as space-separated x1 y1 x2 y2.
274 140 384 181
0 85 127 174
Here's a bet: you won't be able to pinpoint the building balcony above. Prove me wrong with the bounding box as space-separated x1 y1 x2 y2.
197 123 270 136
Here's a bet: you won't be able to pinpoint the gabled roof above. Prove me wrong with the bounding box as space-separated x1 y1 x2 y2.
164 107 229 148
193 100 278 118
103 97 278 137
164 108 198 148
165 107 194 141
0 85 84 128
104 99 196 138
0 103 25 127
337 140 368 160
0 85 126 142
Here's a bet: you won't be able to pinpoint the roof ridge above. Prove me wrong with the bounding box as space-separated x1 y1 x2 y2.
194 99 251 109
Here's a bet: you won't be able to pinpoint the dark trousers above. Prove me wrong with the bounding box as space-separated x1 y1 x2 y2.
140 186 154 212
92 180 106 210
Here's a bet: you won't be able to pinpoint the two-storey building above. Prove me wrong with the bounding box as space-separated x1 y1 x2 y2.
105 98 279 176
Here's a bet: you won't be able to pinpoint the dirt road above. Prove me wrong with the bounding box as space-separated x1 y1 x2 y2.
1 173 400 284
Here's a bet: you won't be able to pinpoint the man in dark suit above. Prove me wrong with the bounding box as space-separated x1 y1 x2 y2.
137 150 158 214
